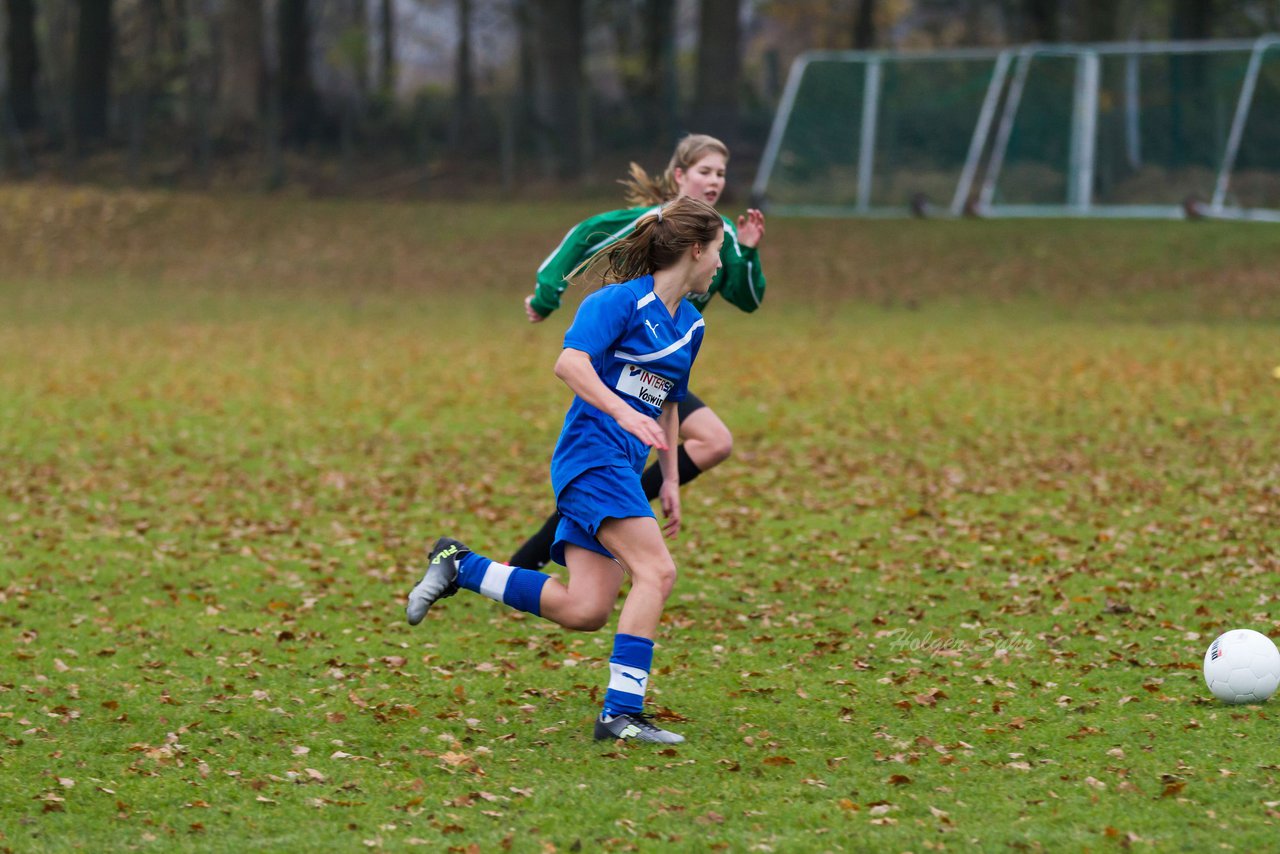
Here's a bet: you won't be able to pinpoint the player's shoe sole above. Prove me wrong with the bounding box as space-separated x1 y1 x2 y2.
405 537 466 625
593 712 685 744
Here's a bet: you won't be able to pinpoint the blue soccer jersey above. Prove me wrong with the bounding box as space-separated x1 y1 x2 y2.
550 276 705 498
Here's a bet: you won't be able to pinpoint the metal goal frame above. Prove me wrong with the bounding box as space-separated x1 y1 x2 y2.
753 35 1280 221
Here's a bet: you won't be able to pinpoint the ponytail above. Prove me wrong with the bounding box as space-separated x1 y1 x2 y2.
621 162 671 208
619 134 731 207
568 196 723 288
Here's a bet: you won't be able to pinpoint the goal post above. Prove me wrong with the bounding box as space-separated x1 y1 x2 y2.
752 48 1013 217
753 35 1280 221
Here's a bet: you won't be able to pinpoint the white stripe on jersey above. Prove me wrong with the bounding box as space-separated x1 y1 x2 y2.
724 218 743 256
536 225 581 274
614 318 705 364
636 291 658 309
534 206 661 294
745 260 762 308
585 207 662 257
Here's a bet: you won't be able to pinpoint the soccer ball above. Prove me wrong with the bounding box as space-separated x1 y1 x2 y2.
1203 629 1280 704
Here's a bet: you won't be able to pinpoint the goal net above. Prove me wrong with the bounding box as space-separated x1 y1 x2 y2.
753 36 1280 220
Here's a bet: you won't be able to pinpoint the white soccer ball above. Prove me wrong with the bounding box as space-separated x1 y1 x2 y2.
1203 629 1280 704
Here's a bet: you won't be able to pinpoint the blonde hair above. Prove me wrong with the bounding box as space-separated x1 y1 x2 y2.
621 134 731 207
570 196 724 288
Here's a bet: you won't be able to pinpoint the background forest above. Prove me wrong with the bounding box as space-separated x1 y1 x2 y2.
2 0 1279 196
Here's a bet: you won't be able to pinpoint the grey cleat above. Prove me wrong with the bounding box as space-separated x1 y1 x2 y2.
593 712 685 744
405 537 466 625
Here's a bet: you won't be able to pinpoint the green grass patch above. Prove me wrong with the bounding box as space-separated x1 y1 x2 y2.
2 186 1280 851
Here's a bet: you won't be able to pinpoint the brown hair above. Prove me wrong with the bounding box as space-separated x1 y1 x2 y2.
570 196 724 288
621 134 731 207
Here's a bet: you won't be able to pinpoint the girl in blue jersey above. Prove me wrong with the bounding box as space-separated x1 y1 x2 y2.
405 196 725 744
509 134 765 570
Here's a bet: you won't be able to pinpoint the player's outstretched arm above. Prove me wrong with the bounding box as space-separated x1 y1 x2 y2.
715 211 767 313
554 349 667 450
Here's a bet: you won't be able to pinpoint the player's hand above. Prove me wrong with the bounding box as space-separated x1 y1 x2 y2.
736 209 766 248
615 410 668 451
659 480 681 538
524 295 546 323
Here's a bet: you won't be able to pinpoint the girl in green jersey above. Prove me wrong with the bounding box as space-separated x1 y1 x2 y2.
511 133 766 569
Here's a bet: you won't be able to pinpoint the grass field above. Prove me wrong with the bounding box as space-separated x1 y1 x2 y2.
2 184 1280 852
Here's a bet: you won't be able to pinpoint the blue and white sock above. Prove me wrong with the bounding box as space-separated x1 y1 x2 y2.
602 633 654 718
456 552 549 616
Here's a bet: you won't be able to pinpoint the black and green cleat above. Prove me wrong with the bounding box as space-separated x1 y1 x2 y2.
405 537 466 625
593 712 685 744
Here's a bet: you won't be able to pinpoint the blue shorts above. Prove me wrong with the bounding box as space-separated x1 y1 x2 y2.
551 465 655 567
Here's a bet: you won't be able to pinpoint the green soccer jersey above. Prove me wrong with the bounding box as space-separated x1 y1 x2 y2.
528 205 766 318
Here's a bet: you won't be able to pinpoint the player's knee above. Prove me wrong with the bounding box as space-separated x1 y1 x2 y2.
578 605 612 632
636 558 678 599
660 563 678 598
703 426 733 466
561 601 612 632
682 413 733 470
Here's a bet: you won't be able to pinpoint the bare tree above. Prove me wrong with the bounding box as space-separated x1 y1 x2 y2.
1171 0 1215 39
450 0 474 149
530 0 584 179
348 0 369 97
378 0 396 99
183 0 218 178
117 0 165 180
1168 0 1215 169
220 0 265 138
509 0 537 175
643 0 677 145
1021 0 1060 41
73 0 113 143
1076 0 1118 41
278 0 317 146
853 0 875 49
694 0 741 144
5 0 40 130
618 0 676 147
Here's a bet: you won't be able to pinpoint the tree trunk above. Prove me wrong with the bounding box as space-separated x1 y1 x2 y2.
5 0 40 130
1171 0 1213 39
1021 0 1059 42
509 0 535 174
72 0 113 143
640 0 676 146
1169 0 1213 169
450 0 473 149
220 0 264 138
852 0 876 49
186 0 215 181
1077 0 1118 41
278 0 316 147
694 0 740 144
530 0 584 180
350 0 369 98
123 0 162 181
378 0 396 99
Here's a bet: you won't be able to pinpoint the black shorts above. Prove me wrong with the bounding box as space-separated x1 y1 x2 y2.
678 391 708 421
